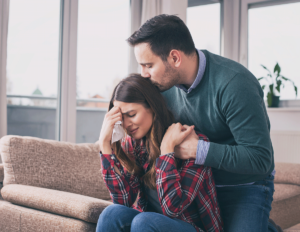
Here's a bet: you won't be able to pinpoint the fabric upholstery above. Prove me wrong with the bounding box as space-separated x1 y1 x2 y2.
0 163 3 182
0 135 110 200
284 223 300 232
1 184 113 223
274 163 300 186
0 200 96 232
0 182 3 201
270 184 300 230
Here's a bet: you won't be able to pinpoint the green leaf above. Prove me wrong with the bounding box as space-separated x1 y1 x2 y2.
280 75 290 81
267 92 272 107
276 80 282 93
262 85 266 90
257 77 264 81
295 86 298 97
269 84 274 95
273 63 281 75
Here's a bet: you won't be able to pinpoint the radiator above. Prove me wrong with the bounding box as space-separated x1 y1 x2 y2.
270 131 300 164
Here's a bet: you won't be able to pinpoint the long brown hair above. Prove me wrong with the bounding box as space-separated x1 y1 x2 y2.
109 74 175 189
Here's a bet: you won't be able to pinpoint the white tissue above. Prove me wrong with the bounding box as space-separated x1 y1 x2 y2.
111 121 126 144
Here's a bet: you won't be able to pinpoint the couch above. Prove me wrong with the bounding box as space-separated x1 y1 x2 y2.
0 135 300 231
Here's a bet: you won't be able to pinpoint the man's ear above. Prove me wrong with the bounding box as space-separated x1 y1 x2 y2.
168 49 182 68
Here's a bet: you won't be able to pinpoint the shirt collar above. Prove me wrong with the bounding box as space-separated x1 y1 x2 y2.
176 49 206 93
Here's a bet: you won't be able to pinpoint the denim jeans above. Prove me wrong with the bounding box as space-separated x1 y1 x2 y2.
96 204 197 232
216 175 278 232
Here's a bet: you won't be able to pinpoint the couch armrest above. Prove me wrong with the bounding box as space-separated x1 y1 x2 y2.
0 164 3 183
1 184 113 223
274 162 300 186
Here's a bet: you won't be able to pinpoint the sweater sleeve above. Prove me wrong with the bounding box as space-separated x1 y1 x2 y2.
204 73 273 175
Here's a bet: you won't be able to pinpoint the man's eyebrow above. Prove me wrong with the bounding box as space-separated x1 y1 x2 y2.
121 110 135 115
140 62 153 66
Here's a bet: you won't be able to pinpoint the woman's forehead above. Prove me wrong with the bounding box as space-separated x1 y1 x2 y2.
113 101 143 113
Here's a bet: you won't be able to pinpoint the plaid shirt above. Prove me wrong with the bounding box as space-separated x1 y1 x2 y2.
100 134 223 232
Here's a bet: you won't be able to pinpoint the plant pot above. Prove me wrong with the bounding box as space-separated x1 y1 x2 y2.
268 95 280 107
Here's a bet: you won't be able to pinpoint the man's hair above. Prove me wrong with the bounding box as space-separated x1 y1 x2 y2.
127 14 196 61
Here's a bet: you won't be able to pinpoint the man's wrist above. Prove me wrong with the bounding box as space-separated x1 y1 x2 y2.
195 140 210 165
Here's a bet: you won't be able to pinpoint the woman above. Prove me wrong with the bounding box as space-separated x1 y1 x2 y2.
97 74 223 232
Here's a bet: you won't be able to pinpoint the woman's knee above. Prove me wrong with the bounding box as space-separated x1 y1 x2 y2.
131 212 159 232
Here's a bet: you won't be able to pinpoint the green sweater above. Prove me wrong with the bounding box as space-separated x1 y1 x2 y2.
162 50 274 185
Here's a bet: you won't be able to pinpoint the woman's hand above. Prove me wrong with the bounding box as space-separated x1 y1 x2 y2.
160 123 195 155
99 106 122 154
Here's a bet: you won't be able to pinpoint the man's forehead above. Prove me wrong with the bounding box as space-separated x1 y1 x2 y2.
134 43 158 62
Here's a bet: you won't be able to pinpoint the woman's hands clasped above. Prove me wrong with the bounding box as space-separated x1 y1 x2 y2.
160 123 195 156
99 106 122 154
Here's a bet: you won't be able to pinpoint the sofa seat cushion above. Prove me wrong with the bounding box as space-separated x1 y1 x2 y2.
284 223 300 232
1 184 112 223
0 164 3 182
270 184 300 230
0 200 96 232
0 135 110 200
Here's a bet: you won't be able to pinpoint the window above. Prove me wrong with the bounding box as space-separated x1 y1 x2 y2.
76 0 130 143
187 2 221 55
6 0 61 139
248 2 300 100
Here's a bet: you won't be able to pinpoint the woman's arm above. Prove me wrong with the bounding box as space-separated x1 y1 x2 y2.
101 152 142 209
155 153 209 217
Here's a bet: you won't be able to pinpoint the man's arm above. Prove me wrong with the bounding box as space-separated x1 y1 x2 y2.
175 73 273 175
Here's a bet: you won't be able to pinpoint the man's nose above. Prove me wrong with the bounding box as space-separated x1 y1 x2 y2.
141 67 151 78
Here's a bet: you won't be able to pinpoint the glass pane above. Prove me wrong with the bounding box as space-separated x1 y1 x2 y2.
248 3 300 100
187 4 221 55
6 0 60 139
76 0 130 143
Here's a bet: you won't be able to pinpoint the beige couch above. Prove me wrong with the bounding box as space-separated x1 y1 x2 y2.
0 135 300 231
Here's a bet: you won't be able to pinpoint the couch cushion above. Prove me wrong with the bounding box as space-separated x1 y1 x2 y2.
0 163 3 182
1 184 112 223
0 182 3 201
0 135 110 200
0 200 96 232
284 223 300 232
270 184 300 230
275 163 300 186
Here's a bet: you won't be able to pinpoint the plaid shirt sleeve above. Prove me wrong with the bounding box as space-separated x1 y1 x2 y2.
100 152 143 210
155 132 223 232
156 153 207 217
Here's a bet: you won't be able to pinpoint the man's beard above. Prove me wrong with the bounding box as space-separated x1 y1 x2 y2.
152 63 181 92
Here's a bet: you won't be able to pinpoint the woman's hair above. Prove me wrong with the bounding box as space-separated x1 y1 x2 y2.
109 74 175 189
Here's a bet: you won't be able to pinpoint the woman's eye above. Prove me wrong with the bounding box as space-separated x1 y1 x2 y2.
128 114 136 118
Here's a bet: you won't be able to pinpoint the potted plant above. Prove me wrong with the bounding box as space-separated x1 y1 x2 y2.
258 63 298 107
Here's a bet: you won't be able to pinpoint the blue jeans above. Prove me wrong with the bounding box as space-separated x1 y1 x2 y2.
216 175 278 232
96 204 197 232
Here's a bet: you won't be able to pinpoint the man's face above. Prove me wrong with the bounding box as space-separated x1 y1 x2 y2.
134 43 180 92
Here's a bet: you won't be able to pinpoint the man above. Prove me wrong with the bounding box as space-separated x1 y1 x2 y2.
127 14 281 232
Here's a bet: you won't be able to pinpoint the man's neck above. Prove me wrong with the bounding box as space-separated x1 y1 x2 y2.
180 50 199 89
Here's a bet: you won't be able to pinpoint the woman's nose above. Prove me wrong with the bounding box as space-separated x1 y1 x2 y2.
123 117 132 130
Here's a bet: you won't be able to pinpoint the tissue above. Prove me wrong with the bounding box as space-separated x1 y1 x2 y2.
111 121 126 143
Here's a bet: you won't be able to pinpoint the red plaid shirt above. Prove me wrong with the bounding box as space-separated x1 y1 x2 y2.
100 134 223 232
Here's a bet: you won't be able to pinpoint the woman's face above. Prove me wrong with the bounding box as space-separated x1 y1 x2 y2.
113 101 153 140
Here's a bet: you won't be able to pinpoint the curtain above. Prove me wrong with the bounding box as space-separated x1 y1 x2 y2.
0 0 10 143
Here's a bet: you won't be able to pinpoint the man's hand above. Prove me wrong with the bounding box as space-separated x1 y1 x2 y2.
160 123 194 155
174 125 199 160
